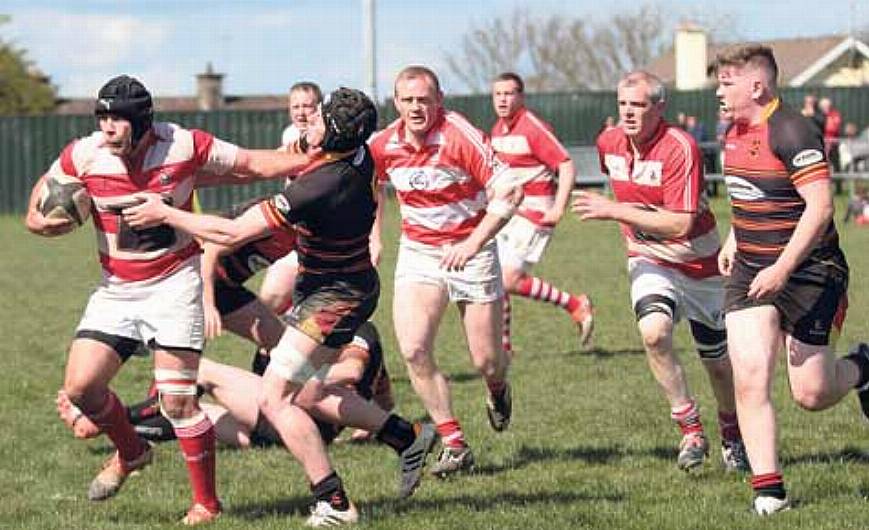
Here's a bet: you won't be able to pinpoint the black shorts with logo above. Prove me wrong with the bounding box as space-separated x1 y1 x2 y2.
286 268 380 349
724 251 849 346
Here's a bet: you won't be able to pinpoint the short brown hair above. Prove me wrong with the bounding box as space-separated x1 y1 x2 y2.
712 44 778 87
617 71 666 105
394 65 441 96
494 72 524 93
289 81 323 103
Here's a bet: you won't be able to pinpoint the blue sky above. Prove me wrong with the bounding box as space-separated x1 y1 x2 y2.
2 0 864 99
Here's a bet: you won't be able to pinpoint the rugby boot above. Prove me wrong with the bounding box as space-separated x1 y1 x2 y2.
721 438 751 472
485 382 512 432
430 444 476 479
181 503 221 526
753 495 791 515
88 443 153 500
676 432 708 471
305 500 359 527
570 294 595 349
398 422 437 498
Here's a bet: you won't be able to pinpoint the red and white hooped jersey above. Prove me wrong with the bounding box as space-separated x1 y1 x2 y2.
596 122 721 279
49 122 238 282
369 111 506 246
491 107 570 227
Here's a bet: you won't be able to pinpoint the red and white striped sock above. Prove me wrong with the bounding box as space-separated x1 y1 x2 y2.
435 419 467 449
90 391 147 462
671 399 704 436
175 415 221 513
514 276 580 315
502 293 513 355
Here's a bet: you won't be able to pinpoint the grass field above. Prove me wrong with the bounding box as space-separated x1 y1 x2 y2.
2 196 869 529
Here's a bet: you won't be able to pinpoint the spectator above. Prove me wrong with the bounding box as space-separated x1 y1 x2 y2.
686 115 706 143
843 183 869 225
818 97 842 171
839 122 869 172
676 111 687 129
800 93 825 133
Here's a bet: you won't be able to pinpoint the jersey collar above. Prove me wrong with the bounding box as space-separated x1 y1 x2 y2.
760 98 780 123
495 106 526 134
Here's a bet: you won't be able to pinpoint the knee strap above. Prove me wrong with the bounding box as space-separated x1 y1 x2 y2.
689 320 728 360
634 294 676 322
269 343 324 384
154 368 206 430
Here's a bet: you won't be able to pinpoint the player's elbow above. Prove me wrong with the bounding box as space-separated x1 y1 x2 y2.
669 217 694 239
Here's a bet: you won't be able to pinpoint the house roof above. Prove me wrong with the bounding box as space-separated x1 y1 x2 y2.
54 94 287 116
645 34 865 87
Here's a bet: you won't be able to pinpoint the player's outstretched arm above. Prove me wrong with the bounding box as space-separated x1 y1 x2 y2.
230 143 319 181
572 190 693 239
123 193 269 248
24 175 75 237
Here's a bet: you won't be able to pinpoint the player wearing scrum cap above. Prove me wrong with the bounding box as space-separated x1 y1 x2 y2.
24 74 313 525
122 87 438 527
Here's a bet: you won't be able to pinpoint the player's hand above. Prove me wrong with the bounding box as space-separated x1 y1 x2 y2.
540 204 565 226
718 232 737 277
122 193 167 228
748 263 788 299
203 302 223 339
369 237 383 267
440 240 480 272
25 208 76 237
571 190 614 220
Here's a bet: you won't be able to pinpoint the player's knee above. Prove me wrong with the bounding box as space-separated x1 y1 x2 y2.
792 382 833 411
155 368 199 420
62 382 104 412
401 344 437 376
635 295 675 352
470 354 497 379
690 320 729 361
502 268 524 291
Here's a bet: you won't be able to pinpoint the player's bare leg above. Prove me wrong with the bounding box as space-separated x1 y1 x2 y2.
258 256 298 314
785 336 859 410
64 339 153 501
154 348 221 525
726 306 785 507
637 313 708 470
459 298 512 433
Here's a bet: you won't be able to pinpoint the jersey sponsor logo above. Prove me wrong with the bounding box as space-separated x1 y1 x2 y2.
408 169 431 190
604 154 629 181
633 161 662 187
791 149 824 168
246 254 271 273
273 193 291 216
724 175 766 201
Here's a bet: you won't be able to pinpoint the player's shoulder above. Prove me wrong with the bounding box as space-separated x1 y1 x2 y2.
596 126 625 151
661 123 699 158
443 111 488 150
768 102 823 149
519 107 555 133
368 119 401 153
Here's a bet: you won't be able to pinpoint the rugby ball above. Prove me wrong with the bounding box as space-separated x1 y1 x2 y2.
38 173 92 226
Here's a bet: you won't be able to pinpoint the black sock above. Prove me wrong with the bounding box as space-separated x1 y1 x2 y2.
751 472 787 500
375 414 415 454
845 344 869 389
311 472 349 510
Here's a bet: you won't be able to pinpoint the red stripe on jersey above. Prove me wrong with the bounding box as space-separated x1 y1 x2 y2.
59 141 78 177
99 242 200 282
402 211 486 246
523 179 557 196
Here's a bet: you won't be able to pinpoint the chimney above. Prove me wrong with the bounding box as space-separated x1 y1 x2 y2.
674 23 708 90
196 62 224 111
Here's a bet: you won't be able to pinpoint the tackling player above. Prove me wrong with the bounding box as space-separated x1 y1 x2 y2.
490 72 594 355
574 71 748 473
121 87 437 527
712 44 869 515
24 75 312 525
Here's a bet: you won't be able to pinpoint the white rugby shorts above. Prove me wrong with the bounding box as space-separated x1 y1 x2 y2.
495 215 553 271
628 257 724 330
395 236 504 303
76 256 205 351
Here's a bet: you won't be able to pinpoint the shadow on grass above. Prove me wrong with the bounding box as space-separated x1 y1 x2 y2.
366 489 624 517
783 445 869 466
230 495 312 520
567 347 646 358
473 442 686 476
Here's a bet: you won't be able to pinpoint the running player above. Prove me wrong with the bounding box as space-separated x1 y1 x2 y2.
369 66 522 477
574 71 748 473
712 44 869 515
490 72 594 355
24 75 312 525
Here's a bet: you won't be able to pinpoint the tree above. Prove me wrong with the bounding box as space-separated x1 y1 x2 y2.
0 15 56 115
444 4 732 93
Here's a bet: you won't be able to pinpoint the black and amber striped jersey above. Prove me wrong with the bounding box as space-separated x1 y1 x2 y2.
260 146 376 274
723 99 840 268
